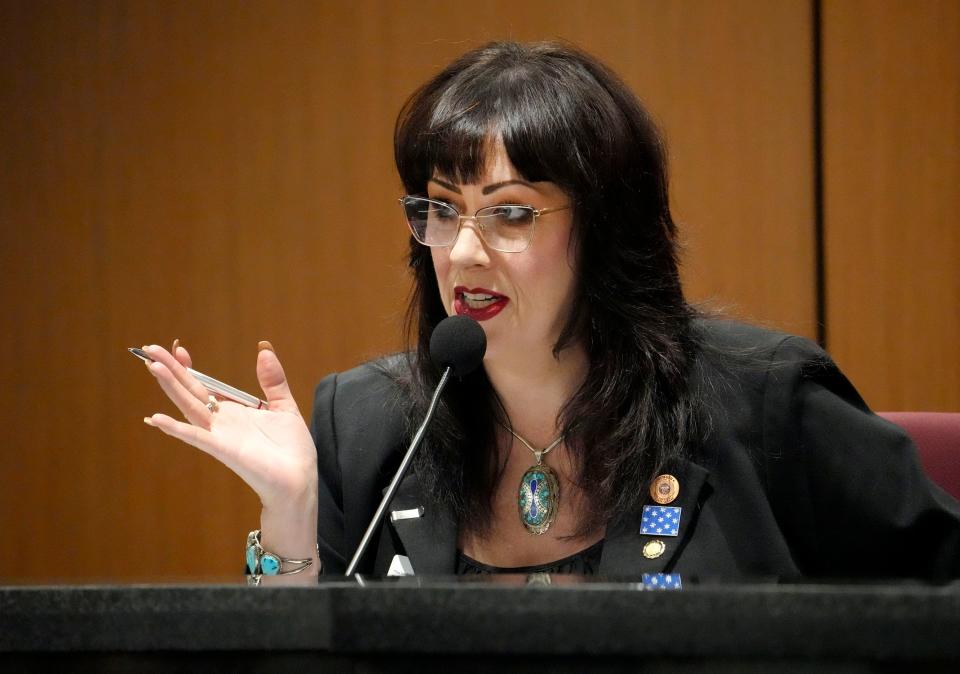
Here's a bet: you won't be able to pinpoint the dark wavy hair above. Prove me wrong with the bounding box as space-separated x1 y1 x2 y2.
393 41 701 538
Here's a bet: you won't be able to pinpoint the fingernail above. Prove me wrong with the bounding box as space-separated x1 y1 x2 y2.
172 338 180 353
143 416 155 427
258 340 275 353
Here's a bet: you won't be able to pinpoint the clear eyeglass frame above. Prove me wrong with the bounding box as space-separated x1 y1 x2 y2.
399 195 571 253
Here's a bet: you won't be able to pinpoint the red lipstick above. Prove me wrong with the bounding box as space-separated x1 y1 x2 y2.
453 286 509 321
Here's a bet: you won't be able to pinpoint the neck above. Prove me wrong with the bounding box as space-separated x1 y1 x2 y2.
483 342 589 446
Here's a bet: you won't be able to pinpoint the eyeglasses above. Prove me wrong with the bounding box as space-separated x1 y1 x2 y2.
399 196 571 253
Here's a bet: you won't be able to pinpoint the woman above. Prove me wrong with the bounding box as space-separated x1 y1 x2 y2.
142 41 960 579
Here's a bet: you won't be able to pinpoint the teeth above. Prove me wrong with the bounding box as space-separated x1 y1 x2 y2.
460 291 501 309
463 292 496 301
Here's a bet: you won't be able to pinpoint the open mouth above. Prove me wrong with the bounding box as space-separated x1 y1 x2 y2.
453 286 509 321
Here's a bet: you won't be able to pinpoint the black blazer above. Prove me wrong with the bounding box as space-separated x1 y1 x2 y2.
310 320 960 579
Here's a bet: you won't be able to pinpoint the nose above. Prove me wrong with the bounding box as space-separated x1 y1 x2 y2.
447 217 490 268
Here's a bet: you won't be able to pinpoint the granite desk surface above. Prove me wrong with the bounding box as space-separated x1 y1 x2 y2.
2 576 959 664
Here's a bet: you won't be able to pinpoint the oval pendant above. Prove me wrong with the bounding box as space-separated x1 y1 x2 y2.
518 464 560 535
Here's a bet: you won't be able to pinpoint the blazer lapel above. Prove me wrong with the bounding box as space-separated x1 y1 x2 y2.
386 469 458 575
599 460 711 577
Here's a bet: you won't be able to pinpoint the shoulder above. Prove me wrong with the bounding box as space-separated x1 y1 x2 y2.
687 317 873 485
690 317 860 407
311 354 411 415
309 354 412 468
693 317 825 364
687 319 960 578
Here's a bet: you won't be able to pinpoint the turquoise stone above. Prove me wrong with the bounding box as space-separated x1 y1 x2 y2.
518 464 560 534
261 553 281 575
245 546 259 574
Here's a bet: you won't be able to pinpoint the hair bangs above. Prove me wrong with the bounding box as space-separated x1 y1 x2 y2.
396 45 597 193
396 77 498 192
422 99 498 187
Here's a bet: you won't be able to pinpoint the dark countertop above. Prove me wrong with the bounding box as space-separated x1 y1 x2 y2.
2 577 959 669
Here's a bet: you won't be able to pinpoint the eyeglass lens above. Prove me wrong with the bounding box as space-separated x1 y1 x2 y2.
402 197 535 252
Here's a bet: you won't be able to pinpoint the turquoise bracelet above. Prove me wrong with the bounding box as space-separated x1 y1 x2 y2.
245 530 318 576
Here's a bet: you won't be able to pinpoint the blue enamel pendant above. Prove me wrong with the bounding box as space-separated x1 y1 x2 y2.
518 463 560 535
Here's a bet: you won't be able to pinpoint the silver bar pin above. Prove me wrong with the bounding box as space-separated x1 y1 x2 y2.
389 506 425 522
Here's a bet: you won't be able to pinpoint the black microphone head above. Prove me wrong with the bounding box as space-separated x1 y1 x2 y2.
429 315 487 377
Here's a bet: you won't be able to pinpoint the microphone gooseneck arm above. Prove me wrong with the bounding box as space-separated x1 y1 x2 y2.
344 366 453 576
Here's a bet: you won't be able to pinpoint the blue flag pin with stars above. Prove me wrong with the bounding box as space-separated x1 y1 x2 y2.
642 573 682 590
640 505 681 536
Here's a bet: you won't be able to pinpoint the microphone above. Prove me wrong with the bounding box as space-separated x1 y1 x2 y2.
429 314 487 376
344 315 486 576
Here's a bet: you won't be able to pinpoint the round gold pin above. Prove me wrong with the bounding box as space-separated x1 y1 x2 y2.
650 474 680 504
642 539 666 559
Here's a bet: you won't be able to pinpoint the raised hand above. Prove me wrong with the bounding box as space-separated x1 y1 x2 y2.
141 341 317 514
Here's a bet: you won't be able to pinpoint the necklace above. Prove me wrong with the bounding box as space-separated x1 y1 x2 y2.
507 427 563 535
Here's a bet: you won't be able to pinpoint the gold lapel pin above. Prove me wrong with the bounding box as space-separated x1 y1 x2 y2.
650 474 680 504
643 539 666 559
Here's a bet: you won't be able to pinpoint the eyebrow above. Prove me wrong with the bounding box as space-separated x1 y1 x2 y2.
428 178 535 195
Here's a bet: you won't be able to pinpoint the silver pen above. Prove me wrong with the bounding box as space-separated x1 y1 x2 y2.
129 347 269 410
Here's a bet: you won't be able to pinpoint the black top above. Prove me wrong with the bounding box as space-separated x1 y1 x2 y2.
310 319 960 578
456 540 605 575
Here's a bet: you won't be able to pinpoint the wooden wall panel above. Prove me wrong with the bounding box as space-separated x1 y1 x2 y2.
0 0 814 579
822 0 960 411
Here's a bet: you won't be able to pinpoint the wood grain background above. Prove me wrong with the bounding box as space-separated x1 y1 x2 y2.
822 0 960 412
0 0 955 579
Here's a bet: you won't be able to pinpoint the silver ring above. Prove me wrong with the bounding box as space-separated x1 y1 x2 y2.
206 395 219 413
